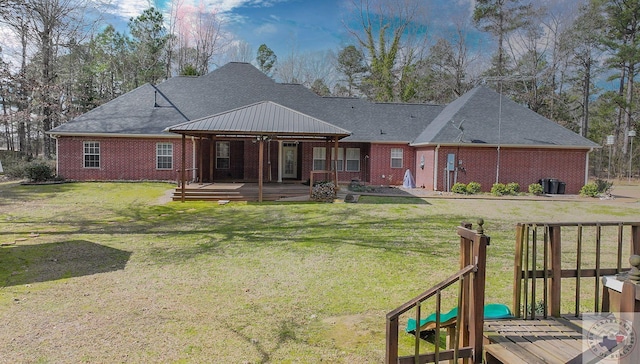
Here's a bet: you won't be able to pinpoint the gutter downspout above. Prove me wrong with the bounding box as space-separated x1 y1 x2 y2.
585 148 593 187
433 144 440 191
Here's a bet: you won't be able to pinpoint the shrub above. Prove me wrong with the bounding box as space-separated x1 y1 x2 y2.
580 182 600 197
594 179 613 194
505 182 520 195
528 183 544 195
466 182 481 194
451 182 467 194
23 161 55 182
491 183 507 196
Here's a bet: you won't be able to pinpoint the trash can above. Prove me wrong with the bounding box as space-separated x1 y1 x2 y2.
549 178 559 194
557 182 566 194
540 179 550 194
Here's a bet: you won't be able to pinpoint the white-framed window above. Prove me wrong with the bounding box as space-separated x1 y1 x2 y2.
313 147 326 170
346 148 360 171
156 143 173 169
391 148 403 168
83 141 100 168
216 141 230 169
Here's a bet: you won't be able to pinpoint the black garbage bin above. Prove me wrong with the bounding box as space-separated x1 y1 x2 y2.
540 178 550 194
557 182 566 194
549 178 559 194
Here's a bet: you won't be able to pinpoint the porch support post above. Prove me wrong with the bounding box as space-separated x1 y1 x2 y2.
333 137 339 186
209 136 214 183
198 137 203 184
258 136 264 202
325 139 331 181
181 134 186 203
277 140 283 183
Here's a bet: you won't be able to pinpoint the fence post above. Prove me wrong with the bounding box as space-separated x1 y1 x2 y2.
549 225 562 318
470 221 488 363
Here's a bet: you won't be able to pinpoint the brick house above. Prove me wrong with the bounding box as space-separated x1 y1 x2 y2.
48 62 599 194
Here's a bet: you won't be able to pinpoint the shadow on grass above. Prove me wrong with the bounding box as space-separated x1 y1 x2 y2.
355 195 430 204
0 240 131 287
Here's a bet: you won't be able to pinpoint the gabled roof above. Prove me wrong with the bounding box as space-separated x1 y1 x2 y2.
412 86 599 148
167 101 351 139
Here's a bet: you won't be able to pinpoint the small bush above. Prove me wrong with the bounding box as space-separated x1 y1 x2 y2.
528 183 543 195
505 182 520 195
466 182 481 194
491 183 507 196
24 161 56 182
580 182 600 197
451 182 467 194
594 179 613 194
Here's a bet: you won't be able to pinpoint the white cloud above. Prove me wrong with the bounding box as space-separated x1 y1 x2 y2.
255 23 278 35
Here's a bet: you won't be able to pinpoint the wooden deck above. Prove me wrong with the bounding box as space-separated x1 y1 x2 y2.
484 317 588 364
172 182 311 201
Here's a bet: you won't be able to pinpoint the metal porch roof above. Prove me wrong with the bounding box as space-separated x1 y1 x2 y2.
166 101 351 139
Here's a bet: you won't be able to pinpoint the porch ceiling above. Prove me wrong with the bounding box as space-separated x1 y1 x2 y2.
165 101 352 140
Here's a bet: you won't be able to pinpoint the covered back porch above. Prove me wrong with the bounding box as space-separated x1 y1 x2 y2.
166 101 351 202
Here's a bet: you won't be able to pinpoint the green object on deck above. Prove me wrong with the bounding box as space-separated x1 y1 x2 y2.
405 303 513 333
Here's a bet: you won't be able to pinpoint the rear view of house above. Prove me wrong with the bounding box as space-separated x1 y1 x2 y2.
48 62 599 194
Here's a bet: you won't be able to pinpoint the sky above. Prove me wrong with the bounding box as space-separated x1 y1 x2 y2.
100 0 479 61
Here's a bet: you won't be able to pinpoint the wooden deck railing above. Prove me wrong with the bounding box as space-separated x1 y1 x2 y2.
385 220 489 364
513 222 640 319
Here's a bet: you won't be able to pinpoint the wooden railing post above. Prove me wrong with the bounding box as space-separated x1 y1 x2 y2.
470 221 488 364
548 225 562 317
513 224 525 318
385 317 399 364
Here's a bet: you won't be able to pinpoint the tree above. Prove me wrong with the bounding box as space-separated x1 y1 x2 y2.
473 0 537 77
256 44 277 77
310 79 331 96
336 45 367 97
129 7 169 86
170 0 226 76
344 0 428 102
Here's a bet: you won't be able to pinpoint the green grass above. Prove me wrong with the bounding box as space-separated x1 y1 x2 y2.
1 181 639 362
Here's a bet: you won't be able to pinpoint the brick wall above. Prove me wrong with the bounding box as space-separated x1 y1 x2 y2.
414 145 589 194
56 136 193 181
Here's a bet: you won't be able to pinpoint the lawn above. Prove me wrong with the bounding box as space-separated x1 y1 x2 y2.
1 181 639 363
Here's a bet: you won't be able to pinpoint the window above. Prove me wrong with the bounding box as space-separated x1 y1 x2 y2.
216 141 230 169
313 147 326 170
331 148 344 171
391 148 403 168
156 143 173 169
346 148 360 171
83 141 100 168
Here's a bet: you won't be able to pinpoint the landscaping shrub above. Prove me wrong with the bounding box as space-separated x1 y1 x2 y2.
506 182 520 195
580 182 600 197
491 183 507 196
528 183 544 195
580 179 614 198
23 160 56 182
451 182 467 194
466 181 481 194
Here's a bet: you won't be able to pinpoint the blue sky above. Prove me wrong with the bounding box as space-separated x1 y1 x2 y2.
102 0 478 59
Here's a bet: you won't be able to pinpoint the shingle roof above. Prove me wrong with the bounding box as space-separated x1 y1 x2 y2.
167 101 351 139
412 86 599 148
49 62 599 149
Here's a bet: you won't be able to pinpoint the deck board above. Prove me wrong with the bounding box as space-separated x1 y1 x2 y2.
484 317 589 364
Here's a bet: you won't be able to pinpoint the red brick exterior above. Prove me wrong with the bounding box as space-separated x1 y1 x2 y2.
56 136 590 194
56 136 193 181
414 145 589 194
